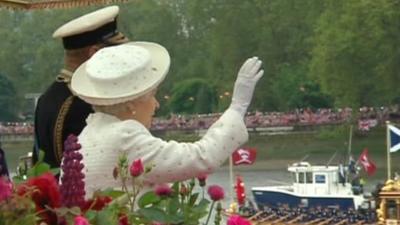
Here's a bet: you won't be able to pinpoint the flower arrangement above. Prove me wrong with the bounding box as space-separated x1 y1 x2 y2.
0 135 252 225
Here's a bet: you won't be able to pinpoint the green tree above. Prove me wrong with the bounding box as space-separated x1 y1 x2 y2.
168 78 217 114
0 72 17 120
310 0 400 107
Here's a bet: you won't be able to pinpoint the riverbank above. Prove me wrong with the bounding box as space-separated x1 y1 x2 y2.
2 125 399 180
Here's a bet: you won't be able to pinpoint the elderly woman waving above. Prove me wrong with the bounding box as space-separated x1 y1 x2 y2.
69 42 263 198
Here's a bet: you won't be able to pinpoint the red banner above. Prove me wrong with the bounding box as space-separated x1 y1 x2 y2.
232 147 257 165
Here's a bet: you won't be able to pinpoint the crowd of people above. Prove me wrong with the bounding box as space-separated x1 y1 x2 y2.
0 122 34 135
0 106 398 135
242 204 377 224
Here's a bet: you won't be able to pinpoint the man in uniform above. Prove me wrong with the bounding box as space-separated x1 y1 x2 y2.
0 143 9 178
32 6 129 168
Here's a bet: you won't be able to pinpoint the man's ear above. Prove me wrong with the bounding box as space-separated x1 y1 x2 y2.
88 45 102 57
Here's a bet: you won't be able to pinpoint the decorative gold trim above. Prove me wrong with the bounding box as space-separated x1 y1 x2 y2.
53 95 74 164
0 0 129 10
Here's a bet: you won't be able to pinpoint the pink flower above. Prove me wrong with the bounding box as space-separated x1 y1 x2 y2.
197 173 208 187
154 183 172 197
0 176 12 202
74 215 90 225
227 215 252 225
130 159 144 177
207 185 224 201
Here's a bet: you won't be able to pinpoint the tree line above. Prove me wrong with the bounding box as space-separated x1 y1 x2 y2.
0 0 399 121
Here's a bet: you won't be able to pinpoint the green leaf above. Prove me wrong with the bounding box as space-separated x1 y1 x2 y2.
50 168 60 176
138 191 161 208
189 192 199 206
192 198 210 215
38 150 45 162
137 208 168 223
27 162 50 177
165 213 184 224
172 182 180 193
85 210 96 221
95 209 116 225
11 175 25 184
98 188 125 199
167 196 180 214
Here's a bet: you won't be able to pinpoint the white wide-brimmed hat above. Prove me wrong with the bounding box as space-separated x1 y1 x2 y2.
71 42 170 105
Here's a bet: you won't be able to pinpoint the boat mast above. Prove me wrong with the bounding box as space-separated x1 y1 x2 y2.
347 125 353 162
346 125 353 183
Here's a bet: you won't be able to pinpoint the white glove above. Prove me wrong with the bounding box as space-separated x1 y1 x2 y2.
229 57 264 117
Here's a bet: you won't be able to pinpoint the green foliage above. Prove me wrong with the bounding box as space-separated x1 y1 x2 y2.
1 0 398 117
132 181 210 225
310 0 400 107
168 78 217 114
0 72 17 120
12 150 59 184
0 194 38 225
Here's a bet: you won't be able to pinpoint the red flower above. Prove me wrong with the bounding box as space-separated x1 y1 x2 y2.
227 215 252 225
207 185 224 201
154 183 172 197
118 214 130 225
197 173 208 187
83 195 113 212
74 215 90 225
0 176 12 202
17 172 61 224
130 159 144 177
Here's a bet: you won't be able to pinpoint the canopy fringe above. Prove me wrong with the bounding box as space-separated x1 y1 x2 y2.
0 0 129 10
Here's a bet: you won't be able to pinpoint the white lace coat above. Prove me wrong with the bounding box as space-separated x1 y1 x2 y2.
77 109 248 198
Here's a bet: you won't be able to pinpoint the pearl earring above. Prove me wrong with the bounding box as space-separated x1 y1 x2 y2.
131 111 136 116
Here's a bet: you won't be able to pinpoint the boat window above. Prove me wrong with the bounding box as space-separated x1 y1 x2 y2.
315 174 326 184
298 172 305 183
386 199 398 219
292 172 297 183
306 172 313 183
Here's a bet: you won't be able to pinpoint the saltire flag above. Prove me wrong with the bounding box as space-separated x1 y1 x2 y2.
232 147 257 165
358 148 376 176
388 125 400 153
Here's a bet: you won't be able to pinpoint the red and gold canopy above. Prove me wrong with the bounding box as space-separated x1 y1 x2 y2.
0 0 128 10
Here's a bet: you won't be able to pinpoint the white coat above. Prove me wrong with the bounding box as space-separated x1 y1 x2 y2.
78 108 248 198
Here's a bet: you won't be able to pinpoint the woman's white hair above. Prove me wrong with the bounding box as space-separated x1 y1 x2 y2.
92 89 154 115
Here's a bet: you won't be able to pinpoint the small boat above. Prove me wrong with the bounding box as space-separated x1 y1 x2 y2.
252 161 368 210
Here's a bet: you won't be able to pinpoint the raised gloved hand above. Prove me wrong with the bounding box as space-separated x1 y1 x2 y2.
229 57 264 117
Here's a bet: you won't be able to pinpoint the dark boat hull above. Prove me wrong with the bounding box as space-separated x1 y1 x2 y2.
252 189 356 210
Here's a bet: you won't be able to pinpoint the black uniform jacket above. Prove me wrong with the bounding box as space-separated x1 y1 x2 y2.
33 81 93 168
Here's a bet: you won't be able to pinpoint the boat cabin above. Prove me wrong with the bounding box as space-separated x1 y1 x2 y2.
289 162 354 196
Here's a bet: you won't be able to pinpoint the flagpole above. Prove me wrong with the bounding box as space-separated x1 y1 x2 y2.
347 125 353 159
229 156 234 203
386 121 391 180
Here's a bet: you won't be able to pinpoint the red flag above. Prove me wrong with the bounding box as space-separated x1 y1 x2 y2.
235 175 246 205
358 148 376 176
232 147 257 165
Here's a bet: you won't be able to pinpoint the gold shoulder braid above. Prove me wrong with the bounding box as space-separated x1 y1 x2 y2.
53 95 74 164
